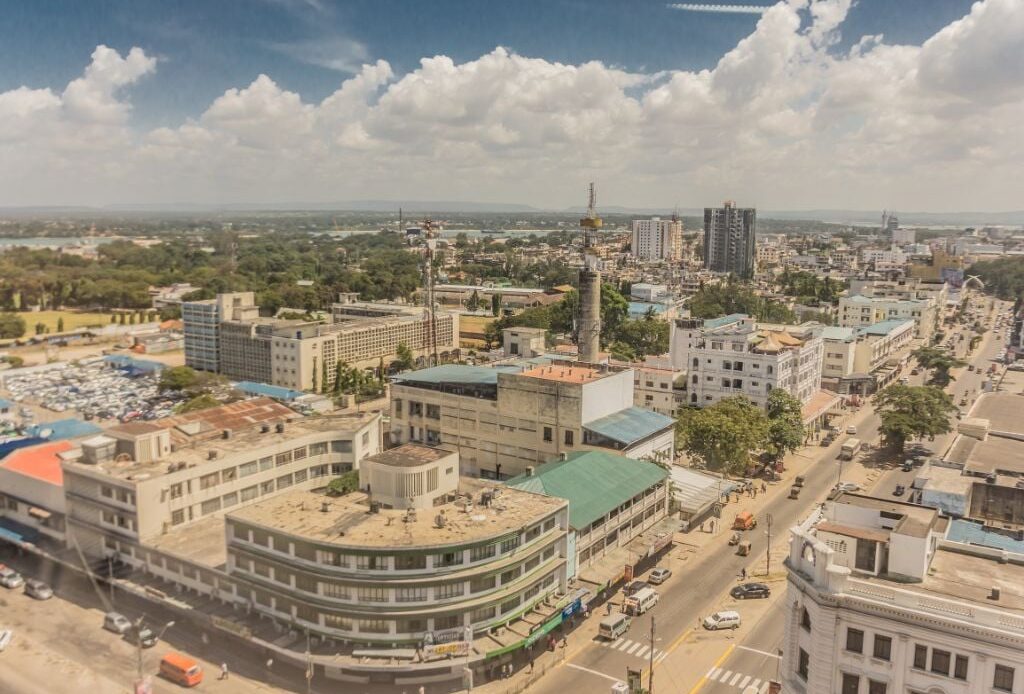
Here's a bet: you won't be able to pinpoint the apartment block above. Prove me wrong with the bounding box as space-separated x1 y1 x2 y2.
703 201 756 279
820 319 915 394
783 493 1024 694
631 217 682 261
389 361 675 479
182 291 258 372
838 295 937 341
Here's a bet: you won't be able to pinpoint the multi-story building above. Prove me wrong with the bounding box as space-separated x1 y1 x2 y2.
861 246 906 268
782 492 1024 694
703 201 756 279
182 291 258 372
819 320 915 393
225 444 569 645
629 361 685 417
631 217 682 261
62 398 381 557
892 227 916 246
674 316 823 408
838 295 937 341
756 244 781 268
503 327 547 358
389 361 675 479
219 317 304 384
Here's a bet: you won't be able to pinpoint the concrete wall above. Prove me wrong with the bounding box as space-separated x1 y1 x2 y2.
580 369 634 424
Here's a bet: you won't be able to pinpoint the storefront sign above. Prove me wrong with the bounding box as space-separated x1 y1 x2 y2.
423 641 470 659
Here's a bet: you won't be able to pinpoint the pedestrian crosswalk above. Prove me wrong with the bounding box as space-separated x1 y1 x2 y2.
705 667 770 692
597 637 669 663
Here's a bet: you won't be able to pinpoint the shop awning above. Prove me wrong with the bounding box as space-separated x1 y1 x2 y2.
0 517 39 545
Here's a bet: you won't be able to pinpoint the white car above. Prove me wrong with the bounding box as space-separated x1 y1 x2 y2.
703 610 742 631
103 612 132 635
0 565 24 589
846 425 858 435
0 628 12 652
648 567 672 585
836 481 861 493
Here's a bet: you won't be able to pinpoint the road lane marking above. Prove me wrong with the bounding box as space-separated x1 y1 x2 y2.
688 645 735 694
626 642 642 655
636 646 650 659
566 663 623 684
707 667 722 681
611 637 623 649
750 678 762 691
739 674 751 688
616 639 631 651
737 645 781 659
728 671 742 686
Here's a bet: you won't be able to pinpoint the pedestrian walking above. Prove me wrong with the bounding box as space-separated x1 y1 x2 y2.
220 663 229 680
761 482 767 494
740 568 747 580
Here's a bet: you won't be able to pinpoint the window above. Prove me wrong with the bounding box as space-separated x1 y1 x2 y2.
797 648 809 680
845 628 864 654
426 404 441 420
564 430 574 446
201 498 221 516
436 582 464 599
394 554 427 570
841 673 859 694
542 426 552 442
222 492 238 508
359 620 389 634
501 536 521 554
331 440 352 453
292 446 307 460
434 551 463 568
471 544 496 562
199 472 219 490
800 608 811 632
309 442 328 456
873 635 892 661
355 555 383 570
954 655 968 680
470 575 496 593
868 681 887 694
169 483 183 499
395 587 427 603
240 485 258 502
239 461 258 477
913 644 928 670
362 431 370 447
994 665 1015 692
294 469 307 483
358 586 387 602
261 479 275 495
259 456 273 471
930 649 950 676
171 509 185 526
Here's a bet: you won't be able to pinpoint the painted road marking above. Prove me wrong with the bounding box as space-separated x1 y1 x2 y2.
737 645 781 659
566 663 623 684
598 637 666 662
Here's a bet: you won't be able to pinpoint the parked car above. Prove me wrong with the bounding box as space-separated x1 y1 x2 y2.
846 425 858 435
730 583 771 600
703 610 742 630
893 485 906 497
24 579 53 600
835 481 861 493
0 628 12 652
103 612 132 635
0 565 24 589
128 625 158 649
623 580 651 597
648 567 672 585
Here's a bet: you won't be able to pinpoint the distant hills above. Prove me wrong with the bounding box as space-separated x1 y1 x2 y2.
2 202 1023 226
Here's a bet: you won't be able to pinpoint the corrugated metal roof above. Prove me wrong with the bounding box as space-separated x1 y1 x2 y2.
1 440 72 486
583 406 674 446
821 327 856 341
704 313 747 329
234 381 305 401
393 364 523 386
669 466 739 515
26 418 102 441
505 450 668 529
858 319 914 336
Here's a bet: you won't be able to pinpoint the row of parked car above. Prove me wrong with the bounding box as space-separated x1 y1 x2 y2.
0 563 54 654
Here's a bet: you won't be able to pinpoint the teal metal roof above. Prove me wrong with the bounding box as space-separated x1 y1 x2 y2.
393 364 522 386
859 319 914 336
704 313 747 329
584 406 675 446
234 381 305 401
505 451 669 529
821 326 856 341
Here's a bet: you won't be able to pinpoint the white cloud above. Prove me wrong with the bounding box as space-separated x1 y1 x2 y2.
267 36 372 74
1 0 1023 211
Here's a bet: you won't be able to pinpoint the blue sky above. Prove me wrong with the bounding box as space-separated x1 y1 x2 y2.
0 0 1021 210
0 0 978 128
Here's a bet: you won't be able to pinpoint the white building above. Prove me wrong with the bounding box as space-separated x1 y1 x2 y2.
783 492 1024 694
861 246 906 267
838 295 937 341
631 217 681 261
820 320 915 393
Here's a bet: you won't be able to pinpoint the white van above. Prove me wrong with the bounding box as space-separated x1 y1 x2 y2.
624 587 660 616
598 613 631 640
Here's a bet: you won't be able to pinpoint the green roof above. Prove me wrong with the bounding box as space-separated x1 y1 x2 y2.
505 451 669 530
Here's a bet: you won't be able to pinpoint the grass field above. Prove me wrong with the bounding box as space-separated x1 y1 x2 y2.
18 310 118 333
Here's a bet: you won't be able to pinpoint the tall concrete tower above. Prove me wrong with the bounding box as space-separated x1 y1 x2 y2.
578 183 602 363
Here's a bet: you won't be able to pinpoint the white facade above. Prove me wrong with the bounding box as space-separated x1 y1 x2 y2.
631 217 681 261
838 295 937 340
892 227 916 246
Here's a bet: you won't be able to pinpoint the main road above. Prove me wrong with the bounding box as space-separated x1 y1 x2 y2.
531 296 1011 694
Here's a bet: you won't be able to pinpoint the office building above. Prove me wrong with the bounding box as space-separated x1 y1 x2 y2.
182 292 258 372
703 201 756 278
837 295 938 341
631 217 681 261
820 320 915 394
782 492 1024 694
389 360 675 479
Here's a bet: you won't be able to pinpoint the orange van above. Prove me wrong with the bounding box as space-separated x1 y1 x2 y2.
732 511 757 531
159 652 203 687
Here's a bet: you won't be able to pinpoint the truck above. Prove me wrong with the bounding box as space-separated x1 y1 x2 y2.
840 438 862 460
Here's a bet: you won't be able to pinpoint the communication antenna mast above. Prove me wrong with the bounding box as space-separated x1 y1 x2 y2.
421 218 440 366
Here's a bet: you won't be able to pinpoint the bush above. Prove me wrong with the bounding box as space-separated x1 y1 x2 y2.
0 312 26 339
327 471 360 497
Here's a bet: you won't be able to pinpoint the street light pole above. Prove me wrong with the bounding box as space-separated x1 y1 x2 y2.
647 616 655 694
765 513 773 576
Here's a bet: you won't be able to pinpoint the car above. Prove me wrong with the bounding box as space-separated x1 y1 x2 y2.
893 485 906 497
23 579 53 600
703 610 742 630
128 625 159 649
835 481 861 493
103 612 132 635
0 628 12 652
648 567 672 585
846 425 857 435
623 580 651 596
730 583 771 600
901 460 914 472
0 565 24 589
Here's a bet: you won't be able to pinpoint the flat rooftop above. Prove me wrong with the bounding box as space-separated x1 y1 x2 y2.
519 363 607 385
148 514 228 569
831 492 938 538
972 392 1024 435
66 411 378 482
227 478 565 549
366 444 453 468
922 546 1024 613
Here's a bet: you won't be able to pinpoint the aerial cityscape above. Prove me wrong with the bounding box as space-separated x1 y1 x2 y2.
1 1 1024 694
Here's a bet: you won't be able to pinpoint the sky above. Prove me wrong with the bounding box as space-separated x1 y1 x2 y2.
0 0 1021 211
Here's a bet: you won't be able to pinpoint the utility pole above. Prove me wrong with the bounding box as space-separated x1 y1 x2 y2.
648 616 655 694
765 513 774 576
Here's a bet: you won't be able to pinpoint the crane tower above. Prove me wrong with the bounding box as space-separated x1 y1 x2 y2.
577 183 603 363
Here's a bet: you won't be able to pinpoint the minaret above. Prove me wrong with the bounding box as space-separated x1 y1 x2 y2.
578 183 603 363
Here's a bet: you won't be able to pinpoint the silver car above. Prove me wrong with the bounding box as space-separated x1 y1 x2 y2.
0 565 24 589
24 579 53 600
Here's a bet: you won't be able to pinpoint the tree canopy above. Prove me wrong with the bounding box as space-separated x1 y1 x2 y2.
688 282 796 324
969 257 1024 302
765 389 805 462
913 345 966 387
0 312 27 339
676 397 768 476
873 384 956 451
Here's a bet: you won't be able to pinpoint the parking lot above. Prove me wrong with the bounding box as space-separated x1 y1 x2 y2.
2 359 185 424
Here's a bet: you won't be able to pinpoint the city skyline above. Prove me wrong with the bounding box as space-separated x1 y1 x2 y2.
0 0 1021 212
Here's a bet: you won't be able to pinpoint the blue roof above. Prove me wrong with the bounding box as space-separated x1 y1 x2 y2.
394 364 523 386
946 519 1024 553
859 319 914 336
0 398 13 411
234 381 305 401
628 301 668 318
584 406 675 446
103 355 165 373
26 418 102 441
704 313 747 329
0 437 48 460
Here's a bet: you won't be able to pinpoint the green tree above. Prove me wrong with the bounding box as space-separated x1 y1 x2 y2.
35 321 46 335
491 293 502 317
119 313 126 325
333 359 345 395
176 393 221 414
57 316 65 332
874 384 956 451
321 357 330 393
913 346 966 387
394 342 415 371
0 312 26 339
764 389 805 462
465 290 481 313
110 314 117 324
327 470 360 496
159 366 199 391
676 397 768 476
